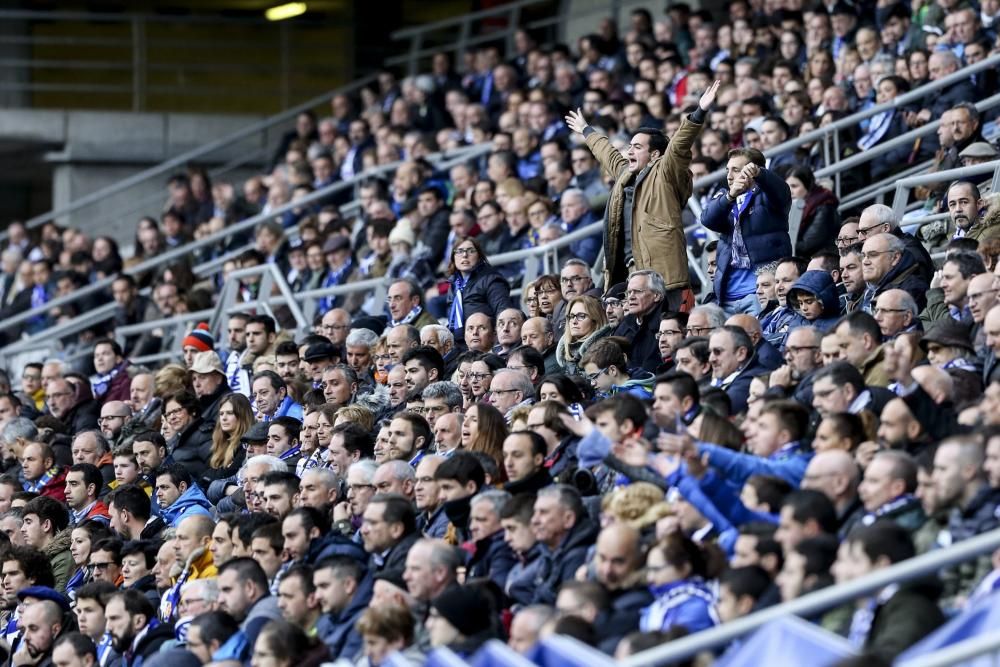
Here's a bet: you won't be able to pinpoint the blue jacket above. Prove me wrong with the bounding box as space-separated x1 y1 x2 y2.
316 571 373 661
531 519 599 604
786 270 842 332
505 542 546 606
640 579 720 633
696 440 812 488
466 530 518 591
272 395 303 421
697 469 780 528
700 167 792 300
761 306 808 349
565 210 603 266
159 484 213 528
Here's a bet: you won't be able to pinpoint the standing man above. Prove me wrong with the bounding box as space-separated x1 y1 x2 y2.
565 81 721 309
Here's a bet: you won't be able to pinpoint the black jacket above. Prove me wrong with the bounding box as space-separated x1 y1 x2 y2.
531 518 600 604
863 580 944 662
447 262 513 337
373 530 420 576
597 585 655 654
197 384 229 424
466 531 518 591
612 300 665 372
127 621 175 667
168 419 213 481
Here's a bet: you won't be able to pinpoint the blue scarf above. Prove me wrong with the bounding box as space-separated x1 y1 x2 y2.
91 361 127 399
858 111 895 150
318 259 354 313
448 273 468 331
729 191 754 269
24 466 60 493
861 494 917 526
391 304 424 327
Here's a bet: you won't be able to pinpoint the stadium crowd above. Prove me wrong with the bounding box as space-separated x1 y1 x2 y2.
0 0 998 665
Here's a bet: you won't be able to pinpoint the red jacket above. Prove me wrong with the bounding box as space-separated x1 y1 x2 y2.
34 467 67 503
81 500 110 522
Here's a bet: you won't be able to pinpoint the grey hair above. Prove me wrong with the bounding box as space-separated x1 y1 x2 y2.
245 455 288 473
883 234 906 255
349 459 378 482
540 221 564 235
345 328 379 349
302 466 339 489
689 304 727 330
182 578 219 602
42 359 65 374
492 369 534 398
1 418 37 447
631 270 666 298
931 49 960 70
561 258 590 272
537 483 585 521
882 290 919 317
377 459 416 483
788 325 823 346
862 204 899 230
471 489 512 516
560 188 587 206
416 538 464 572
422 325 454 348
421 381 464 409
73 430 110 455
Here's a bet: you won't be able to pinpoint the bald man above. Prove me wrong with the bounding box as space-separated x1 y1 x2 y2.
727 314 782 370
801 450 862 535
173 514 218 579
588 524 652 652
15 599 62 665
967 273 997 351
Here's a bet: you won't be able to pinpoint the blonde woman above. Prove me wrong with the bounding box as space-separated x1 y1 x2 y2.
555 295 612 377
204 393 253 483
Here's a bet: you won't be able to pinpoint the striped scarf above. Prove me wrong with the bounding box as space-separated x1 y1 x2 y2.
24 466 60 493
448 274 467 331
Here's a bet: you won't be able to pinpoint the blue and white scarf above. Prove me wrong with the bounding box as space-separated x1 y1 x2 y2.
391 304 424 327
24 466 60 493
318 259 355 313
729 192 754 269
448 273 468 331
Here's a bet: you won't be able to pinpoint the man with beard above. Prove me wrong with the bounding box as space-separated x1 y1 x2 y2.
103 590 173 666
948 180 999 242
768 326 824 404
11 599 64 667
839 244 866 313
222 313 250 397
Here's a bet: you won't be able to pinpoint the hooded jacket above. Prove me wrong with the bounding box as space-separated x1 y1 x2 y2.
967 203 1000 242
159 484 213 528
609 368 656 400
44 528 74 593
303 530 368 566
787 270 842 332
465 530 517 591
940 484 1000 601
316 571 373 661
531 518 600 604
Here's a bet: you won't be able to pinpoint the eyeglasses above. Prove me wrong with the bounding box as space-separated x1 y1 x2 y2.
373 354 393 362
568 313 591 322
21 374 40 381
585 368 608 382
785 345 819 354
536 288 559 295
507 364 530 373
491 388 521 395
347 483 374 494
98 415 128 423
873 306 908 315
685 325 713 336
468 372 493 381
89 562 114 570
625 288 650 298
857 224 884 237
165 407 186 419
654 330 683 339
454 247 478 257
861 250 896 261
560 275 591 285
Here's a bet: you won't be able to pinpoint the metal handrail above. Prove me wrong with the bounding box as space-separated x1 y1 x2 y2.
899 631 1000 667
693 52 1000 192
0 142 489 340
624 526 1000 666
191 142 493 277
891 159 1000 219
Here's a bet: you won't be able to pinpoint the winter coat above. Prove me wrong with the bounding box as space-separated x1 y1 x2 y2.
967 202 1000 243
862 580 945 662
555 323 614 377
303 530 368 566
612 300 666 372
158 484 213 528
713 351 772 415
795 187 840 257
860 248 930 314
505 542 546 606
597 585 655 654
701 166 793 301
465 531 517 591
609 369 656 401
418 505 450 539
44 528 74 593
317 572 373 661
531 518 600 604
241 595 282 649
372 531 420 576
447 262 513 338
939 485 1000 602
167 419 213 482
760 306 808 350
585 112 704 289
786 270 842 332
196 384 229 425
127 574 161 608
125 621 175 667
63 399 101 433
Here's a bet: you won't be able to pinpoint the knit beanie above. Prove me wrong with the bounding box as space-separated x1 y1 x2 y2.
429 586 493 637
182 323 215 352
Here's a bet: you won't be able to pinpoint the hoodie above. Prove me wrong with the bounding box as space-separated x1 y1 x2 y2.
159 484 213 528
609 368 656 400
786 270 842 332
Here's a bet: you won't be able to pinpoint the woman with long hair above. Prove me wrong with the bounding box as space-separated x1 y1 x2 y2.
206 393 253 481
447 236 513 339
464 402 508 481
784 165 840 257
555 295 613 376
66 519 113 594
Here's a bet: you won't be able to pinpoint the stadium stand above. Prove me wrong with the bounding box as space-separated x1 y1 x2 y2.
0 1 1000 666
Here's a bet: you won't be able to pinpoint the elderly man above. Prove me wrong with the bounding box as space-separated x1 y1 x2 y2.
769 326 824 404
727 313 782 370
385 325 419 365
432 413 463 457
856 204 933 283
189 351 229 423
387 279 437 329
343 328 378 384
521 317 559 374
552 259 598 337
860 233 929 314
320 308 352 347
612 270 669 371
967 273 998 353
874 289 920 339
47 377 99 432
488 370 534 419
566 82 719 308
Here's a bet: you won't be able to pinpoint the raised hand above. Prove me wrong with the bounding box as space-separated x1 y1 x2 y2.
699 80 722 112
565 108 588 135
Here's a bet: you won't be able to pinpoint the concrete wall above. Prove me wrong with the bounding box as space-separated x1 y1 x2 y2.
0 108 270 245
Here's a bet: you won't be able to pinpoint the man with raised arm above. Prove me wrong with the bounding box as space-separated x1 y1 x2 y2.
565 80 720 311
